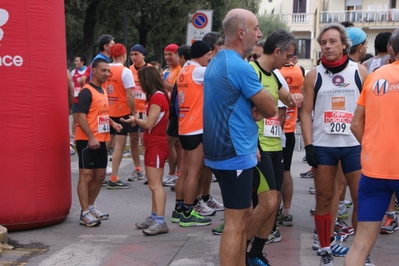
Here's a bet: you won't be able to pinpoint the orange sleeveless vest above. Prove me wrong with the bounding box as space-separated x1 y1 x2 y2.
177 65 204 135
75 83 110 142
279 65 304 133
105 64 131 117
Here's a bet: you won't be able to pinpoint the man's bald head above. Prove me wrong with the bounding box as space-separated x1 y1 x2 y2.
223 9 254 42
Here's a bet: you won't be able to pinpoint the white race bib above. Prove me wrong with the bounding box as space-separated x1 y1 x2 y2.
133 86 146 100
323 110 353 135
263 115 282 138
98 115 110 133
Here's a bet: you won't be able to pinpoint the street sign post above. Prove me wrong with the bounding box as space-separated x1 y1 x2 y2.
186 10 213 45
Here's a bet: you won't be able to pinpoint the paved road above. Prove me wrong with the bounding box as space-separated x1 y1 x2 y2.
1 144 398 265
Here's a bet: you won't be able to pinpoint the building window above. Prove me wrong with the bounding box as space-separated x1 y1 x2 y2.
269 0 272 2
391 0 396 8
296 39 311 59
293 0 307 13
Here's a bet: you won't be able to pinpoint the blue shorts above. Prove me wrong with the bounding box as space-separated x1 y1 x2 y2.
314 145 361 174
211 168 253 209
358 174 399 222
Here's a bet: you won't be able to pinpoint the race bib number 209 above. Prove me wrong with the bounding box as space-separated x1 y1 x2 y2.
323 110 353 135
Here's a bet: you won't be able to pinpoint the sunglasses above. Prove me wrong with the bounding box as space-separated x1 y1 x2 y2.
251 54 261 60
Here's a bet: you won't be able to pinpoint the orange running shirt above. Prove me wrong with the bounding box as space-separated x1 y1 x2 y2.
357 61 399 179
279 65 304 133
75 83 110 142
105 64 132 117
177 63 205 135
130 63 151 113
165 65 182 85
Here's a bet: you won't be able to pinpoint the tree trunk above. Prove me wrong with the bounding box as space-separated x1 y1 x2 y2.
81 0 102 63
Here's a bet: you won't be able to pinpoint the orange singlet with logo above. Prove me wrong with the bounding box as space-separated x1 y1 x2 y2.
75 84 110 142
105 64 131 117
177 65 204 135
130 63 151 113
357 61 399 179
279 65 304 133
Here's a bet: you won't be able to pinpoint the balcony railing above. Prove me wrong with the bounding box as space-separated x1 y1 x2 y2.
277 13 313 24
320 9 399 24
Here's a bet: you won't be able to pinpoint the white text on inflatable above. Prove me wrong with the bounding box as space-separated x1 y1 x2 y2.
0 55 24 67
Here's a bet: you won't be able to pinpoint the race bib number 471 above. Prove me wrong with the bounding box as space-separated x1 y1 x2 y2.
263 115 281 138
98 115 110 133
323 111 353 135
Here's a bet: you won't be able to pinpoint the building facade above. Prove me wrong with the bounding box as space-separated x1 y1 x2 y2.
260 0 399 69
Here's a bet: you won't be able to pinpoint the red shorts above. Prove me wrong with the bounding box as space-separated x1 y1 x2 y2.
144 145 169 168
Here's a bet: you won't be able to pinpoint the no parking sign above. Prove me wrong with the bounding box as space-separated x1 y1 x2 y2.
186 10 213 45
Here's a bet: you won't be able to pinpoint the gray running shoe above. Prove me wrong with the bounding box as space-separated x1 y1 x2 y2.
171 210 182 223
277 214 293 226
89 207 109 220
380 215 398 234
319 250 334 266
128 170 144 182
265 228 282 244
142 221 169 236
80 212 101 227
107 179 131 189
135 217 154 229
179 210 212 227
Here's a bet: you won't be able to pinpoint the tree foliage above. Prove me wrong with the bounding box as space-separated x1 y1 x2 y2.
65 0 263 67
257 12 290 39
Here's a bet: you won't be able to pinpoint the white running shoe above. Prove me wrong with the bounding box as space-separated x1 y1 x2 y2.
205 196 224 211
162 174 177 187
106 166 112 175
194 199 216 216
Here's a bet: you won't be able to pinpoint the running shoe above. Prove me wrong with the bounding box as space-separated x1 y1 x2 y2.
107 179 131 189
179 210 212 227
135 216 154 229
70 146 76 155
337 203 349 219
317 240 349 257
212 222 225 235
171 210 182 223
265 228 282 244
310 208 315 215
309 187 315 194
319 250 334 266
343 200 352 208
313 232 346 250
122 150 131 158
302 156 307 162
246 253 271 266
365 255 375 266
128 170 144 182
142 221 169 236
79 212 101 227
335 219 354 236
205 196 224 211
194 199 216 216
106 165 112 175
300 169 314 178
380 215 398 234
277 214 293 226
89 207 109 220
162 174 177 187
102 180 108 186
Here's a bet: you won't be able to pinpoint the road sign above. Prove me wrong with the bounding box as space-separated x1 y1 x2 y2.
186 10 213 45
